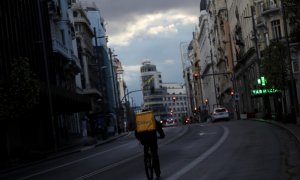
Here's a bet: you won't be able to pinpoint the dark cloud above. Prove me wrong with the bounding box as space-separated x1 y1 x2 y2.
82 0 200 20
79 0 200 105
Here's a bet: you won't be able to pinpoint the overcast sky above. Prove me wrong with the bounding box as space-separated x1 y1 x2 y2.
81 0 201 106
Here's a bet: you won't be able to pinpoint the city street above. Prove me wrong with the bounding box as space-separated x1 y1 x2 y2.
1 120 299 180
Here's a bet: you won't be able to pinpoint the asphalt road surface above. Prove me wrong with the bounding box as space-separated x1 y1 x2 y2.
1 120 300 180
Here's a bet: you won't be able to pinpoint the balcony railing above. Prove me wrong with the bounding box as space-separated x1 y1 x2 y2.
52 39 69 58
52 39 81 72
261 2 281 15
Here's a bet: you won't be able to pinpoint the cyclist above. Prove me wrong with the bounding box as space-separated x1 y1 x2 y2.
135 109 165 178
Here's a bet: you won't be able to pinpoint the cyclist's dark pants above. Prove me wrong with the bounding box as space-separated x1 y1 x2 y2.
144 142 161 176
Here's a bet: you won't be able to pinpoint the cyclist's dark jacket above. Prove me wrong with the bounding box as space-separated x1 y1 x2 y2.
135 120 165 145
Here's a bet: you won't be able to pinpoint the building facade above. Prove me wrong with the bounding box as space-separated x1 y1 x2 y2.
190 0 300 122
161 83 189 122
0 0 92 168
141 61 189 122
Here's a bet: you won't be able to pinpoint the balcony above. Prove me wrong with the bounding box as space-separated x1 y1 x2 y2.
261 2 281 16
201 62 212 77
52 39 69 58
52 39 81 74
78 88 102 98
70 49 81 71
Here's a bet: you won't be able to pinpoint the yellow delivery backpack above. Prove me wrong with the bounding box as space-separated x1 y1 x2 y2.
135 111 156 133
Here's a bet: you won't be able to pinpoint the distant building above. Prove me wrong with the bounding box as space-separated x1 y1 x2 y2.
161 83 188 121
140 60 166 116
140 61 188 121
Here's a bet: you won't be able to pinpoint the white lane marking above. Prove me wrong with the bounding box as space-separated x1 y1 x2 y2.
166 126 229 180
73 126 188 179
199 132 217 136
19 126 188 180
73 153 142 180
17 143 130 180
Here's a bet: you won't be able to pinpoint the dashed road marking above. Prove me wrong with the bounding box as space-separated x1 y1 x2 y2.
167 126 229 180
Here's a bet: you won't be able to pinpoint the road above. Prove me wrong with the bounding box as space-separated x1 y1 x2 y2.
1 120 300 180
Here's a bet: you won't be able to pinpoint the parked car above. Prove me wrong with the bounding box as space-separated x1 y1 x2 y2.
211 107 230 122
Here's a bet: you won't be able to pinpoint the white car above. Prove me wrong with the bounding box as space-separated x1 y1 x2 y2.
211 107 230 122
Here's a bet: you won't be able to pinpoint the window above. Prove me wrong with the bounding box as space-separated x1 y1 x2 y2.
271 20 281 40
60 29 65 45
73 11 78 17
292 60 300 73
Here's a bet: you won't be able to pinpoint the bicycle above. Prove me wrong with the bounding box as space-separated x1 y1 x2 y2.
144 145 154 180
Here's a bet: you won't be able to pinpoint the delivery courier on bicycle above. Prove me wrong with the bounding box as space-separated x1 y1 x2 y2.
135 109 165 179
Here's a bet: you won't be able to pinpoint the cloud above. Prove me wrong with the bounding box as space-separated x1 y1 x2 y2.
123 65 141 85
147 24 177 35
108 10 197 46
123 64 140 72
163 59 175 65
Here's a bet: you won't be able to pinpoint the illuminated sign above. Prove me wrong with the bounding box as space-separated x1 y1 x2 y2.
251 88 280 95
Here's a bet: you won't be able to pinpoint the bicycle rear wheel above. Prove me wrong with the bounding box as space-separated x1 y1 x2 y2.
144 147 154 180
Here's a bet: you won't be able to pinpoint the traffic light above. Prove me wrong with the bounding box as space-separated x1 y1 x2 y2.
193 73 199 80
192 107 197 113
230 91 234 96
172 96 176 102
205 99 208 104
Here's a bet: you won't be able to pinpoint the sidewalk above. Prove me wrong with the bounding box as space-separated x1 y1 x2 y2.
49 132 130 160
249 118 300 144
0 132 130 174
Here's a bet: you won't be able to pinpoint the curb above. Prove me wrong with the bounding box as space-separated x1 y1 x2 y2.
94 132 130 148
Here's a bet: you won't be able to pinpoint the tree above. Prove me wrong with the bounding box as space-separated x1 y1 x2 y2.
0 57 40 121
261 42 289 90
